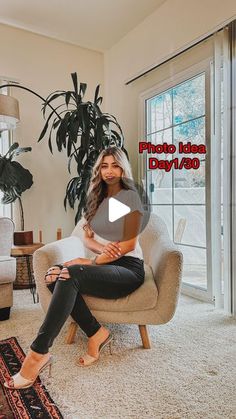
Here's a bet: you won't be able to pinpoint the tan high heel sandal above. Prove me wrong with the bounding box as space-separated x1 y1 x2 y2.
4 355 53 390
77 334 113 367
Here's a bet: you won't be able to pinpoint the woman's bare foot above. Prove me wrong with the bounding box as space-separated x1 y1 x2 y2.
45 266 62 282
84 326 110 359
19 349 51 381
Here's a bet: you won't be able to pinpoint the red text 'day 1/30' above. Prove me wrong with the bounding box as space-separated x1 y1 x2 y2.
149 157 200 172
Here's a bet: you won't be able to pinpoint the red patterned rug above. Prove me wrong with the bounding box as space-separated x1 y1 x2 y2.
0 337 63 419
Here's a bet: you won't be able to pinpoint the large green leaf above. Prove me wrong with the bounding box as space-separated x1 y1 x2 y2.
79 82 87 98
12 147 32 157
4 142 19 158
0 157 33 204
94 84 100 103
42 91 66 117
71 73 78 102
64 176 81 210
68 116 80 146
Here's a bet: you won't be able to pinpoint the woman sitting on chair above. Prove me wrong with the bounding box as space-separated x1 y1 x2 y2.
4 146 145 389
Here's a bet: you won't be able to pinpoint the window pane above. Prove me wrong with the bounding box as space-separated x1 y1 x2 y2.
174 116 206 160
173 73 205 125
174 205 206 247
146 127 172 150
146 90 172 134
152 205 173 239
180 245 207 289
174 162 205 204
147 170 172 204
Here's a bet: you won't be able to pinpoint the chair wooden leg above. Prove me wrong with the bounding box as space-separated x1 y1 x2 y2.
138 325 151 349
65 321 78 344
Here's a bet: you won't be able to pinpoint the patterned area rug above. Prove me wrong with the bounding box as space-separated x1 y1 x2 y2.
0 337 63 419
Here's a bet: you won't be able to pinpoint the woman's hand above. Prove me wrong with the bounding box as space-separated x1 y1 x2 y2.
102 241 122 258
64 257 92 267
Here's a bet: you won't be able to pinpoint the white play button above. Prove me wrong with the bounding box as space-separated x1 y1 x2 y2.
108 197 131 222
87 177 150 241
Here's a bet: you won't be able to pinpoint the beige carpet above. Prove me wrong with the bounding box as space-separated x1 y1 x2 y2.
0 290 236 419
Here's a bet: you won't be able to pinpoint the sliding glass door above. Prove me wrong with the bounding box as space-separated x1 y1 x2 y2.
140 60 212 301
139 28 233 311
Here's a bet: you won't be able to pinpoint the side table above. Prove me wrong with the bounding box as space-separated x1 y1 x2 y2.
11 243 44 304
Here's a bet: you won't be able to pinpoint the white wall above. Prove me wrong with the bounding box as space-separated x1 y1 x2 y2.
104 0 236 179
0 23 103 243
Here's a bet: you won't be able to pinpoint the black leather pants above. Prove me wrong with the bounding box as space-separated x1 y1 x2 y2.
30 256 144 354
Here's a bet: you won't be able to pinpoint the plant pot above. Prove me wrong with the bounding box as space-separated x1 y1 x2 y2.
14 231 33 245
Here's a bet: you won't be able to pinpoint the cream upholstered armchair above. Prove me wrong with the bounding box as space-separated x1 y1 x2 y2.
0 217 16 321
33 213 183 348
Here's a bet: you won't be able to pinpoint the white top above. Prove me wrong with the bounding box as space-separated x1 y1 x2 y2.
90 188 144 260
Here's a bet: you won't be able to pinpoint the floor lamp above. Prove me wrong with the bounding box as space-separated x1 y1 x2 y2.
0 83 60 132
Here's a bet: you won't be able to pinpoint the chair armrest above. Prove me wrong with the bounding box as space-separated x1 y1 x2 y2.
149 235 183 323
33 236 85 313
0 257 16 284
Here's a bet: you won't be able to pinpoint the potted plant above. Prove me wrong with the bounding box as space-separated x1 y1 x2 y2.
38 72 128 224
0 142 34 244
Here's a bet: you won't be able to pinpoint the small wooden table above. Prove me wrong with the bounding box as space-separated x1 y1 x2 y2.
11 243 44 303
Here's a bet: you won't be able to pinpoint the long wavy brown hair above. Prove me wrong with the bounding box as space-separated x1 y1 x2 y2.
82 146 135 237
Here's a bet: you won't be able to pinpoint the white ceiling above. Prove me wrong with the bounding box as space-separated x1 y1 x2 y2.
0 0 166 52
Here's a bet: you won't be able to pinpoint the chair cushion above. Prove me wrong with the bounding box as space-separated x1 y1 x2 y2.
0 256 16 284
82 264 158 312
